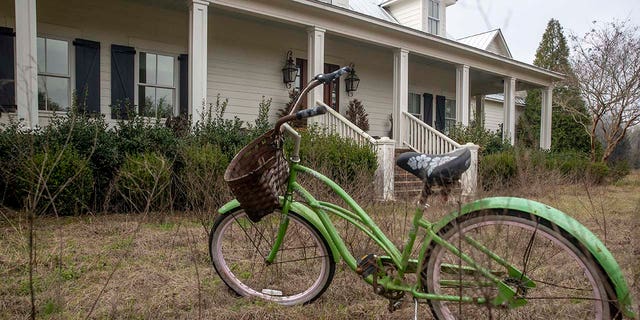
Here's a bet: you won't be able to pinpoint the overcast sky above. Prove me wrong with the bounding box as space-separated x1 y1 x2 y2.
446 0 640 64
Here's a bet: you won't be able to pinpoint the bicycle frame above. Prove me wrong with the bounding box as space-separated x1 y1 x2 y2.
216 69 636 318
268 161 526 307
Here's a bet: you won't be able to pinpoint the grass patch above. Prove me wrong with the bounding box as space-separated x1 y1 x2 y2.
0 172 638 318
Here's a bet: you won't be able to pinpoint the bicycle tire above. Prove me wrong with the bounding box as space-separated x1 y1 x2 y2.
209 208 335 306
422 209 619 319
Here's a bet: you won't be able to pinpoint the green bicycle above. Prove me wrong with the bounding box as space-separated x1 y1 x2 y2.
209 67 637 319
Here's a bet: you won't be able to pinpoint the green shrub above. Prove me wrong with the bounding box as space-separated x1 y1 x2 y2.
297 127 377 184
479 151 517 189
40 110 119 210
116 152 172 212
115 115 180 160
586 161 610 184
0 121 35 208
193 95 251 161
449 122 511 156
177 143 229 210
16 147 94 215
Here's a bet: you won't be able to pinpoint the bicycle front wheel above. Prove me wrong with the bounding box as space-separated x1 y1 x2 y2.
209 208 335 306
423 210 618 319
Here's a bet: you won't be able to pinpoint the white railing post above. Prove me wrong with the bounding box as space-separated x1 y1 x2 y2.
373 137 395 201
461 142 479 197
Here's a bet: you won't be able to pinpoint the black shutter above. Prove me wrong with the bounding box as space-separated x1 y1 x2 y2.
435 95 446 132
0 27 15 111
74 39 100 114
178 54 188 116
423 93 433 126
110 44 135 119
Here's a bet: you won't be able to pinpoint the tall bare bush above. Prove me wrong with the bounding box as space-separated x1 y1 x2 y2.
567 20 640 162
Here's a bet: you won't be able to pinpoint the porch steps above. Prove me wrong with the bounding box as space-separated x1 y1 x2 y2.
394 148 424 200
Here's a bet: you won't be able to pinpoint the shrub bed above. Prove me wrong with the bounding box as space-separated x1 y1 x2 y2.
0 98 378 215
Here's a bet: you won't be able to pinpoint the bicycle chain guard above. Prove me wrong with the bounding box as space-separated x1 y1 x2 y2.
356 254 406 312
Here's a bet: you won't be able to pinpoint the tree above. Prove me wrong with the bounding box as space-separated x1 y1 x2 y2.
566 20 640 162
517 19 591 153
345 99 370 132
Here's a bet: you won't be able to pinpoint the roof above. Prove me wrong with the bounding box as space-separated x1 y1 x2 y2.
348 0 397 23
457 29 513 58
485 94 526 106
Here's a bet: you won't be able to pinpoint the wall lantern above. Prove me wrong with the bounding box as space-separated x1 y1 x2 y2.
282 50 298 88
345 65 360 96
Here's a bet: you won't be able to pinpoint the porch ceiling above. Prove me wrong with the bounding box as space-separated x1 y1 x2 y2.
208 0 564 88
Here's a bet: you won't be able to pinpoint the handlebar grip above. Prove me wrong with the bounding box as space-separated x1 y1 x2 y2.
314 66 352 84
295 105 327 120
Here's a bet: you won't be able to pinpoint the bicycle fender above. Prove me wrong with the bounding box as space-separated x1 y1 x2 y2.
218 199 341 264
434 196 636 319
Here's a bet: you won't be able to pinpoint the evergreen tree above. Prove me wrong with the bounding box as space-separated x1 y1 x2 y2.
517 19 590 153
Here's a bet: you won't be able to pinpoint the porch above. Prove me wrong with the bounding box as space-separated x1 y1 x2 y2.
0 0 562 200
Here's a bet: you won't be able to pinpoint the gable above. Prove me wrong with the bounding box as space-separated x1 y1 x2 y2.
457 29 513 59
486 35 512 58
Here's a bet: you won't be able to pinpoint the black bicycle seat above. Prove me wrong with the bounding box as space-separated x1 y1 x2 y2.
396 148 471 185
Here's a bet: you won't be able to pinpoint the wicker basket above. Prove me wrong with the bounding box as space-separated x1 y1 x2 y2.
224 129 289 222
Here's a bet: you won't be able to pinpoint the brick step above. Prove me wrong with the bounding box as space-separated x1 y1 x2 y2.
394 148 424 200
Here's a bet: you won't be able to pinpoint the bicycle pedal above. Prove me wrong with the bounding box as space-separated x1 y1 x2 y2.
356 253 379 278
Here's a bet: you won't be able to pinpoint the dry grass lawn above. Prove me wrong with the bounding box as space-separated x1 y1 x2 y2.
1 171 639 319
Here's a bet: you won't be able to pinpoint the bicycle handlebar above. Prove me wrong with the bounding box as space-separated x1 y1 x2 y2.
274 65 351 133
295 105 327 119
314 66 352 84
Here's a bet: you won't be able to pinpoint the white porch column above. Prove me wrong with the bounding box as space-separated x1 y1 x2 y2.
455 64 470 126
392 48 408 145
15 0 38 128
307 26 325 108
475 95 485 127
540 86 553 150
188 0 208 126
503 77 516 144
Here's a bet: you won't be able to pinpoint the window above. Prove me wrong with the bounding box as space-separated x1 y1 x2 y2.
428 0 440 35
138 52 175 118
444 98 456 133
37 37 70 111
408 93 421 118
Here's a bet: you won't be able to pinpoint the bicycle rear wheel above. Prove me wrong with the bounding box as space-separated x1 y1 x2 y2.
209 208 335 306
423 210 618 319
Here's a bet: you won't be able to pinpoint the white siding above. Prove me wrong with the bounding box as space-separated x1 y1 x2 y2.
387 0 423 31
486 37 510 58
484 100 503 132
207 14 305 125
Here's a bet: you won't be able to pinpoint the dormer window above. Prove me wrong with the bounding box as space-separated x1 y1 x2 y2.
428 0 440 35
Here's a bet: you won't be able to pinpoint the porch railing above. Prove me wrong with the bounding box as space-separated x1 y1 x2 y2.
315 101 377 145
314 101 394 201
401 111 461 154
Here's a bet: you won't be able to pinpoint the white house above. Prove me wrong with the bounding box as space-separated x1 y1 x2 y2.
0 0 562 199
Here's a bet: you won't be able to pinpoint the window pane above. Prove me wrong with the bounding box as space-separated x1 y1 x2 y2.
445 99 456 118
45 76 69 111
139 85 155 117
46 38 68 75
140 53 157 85
38 76 46 110
37 37 45 73
408 93 421 116
429 19 439 34
430 1 440 19
156 88 174 118
157 55 174 87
